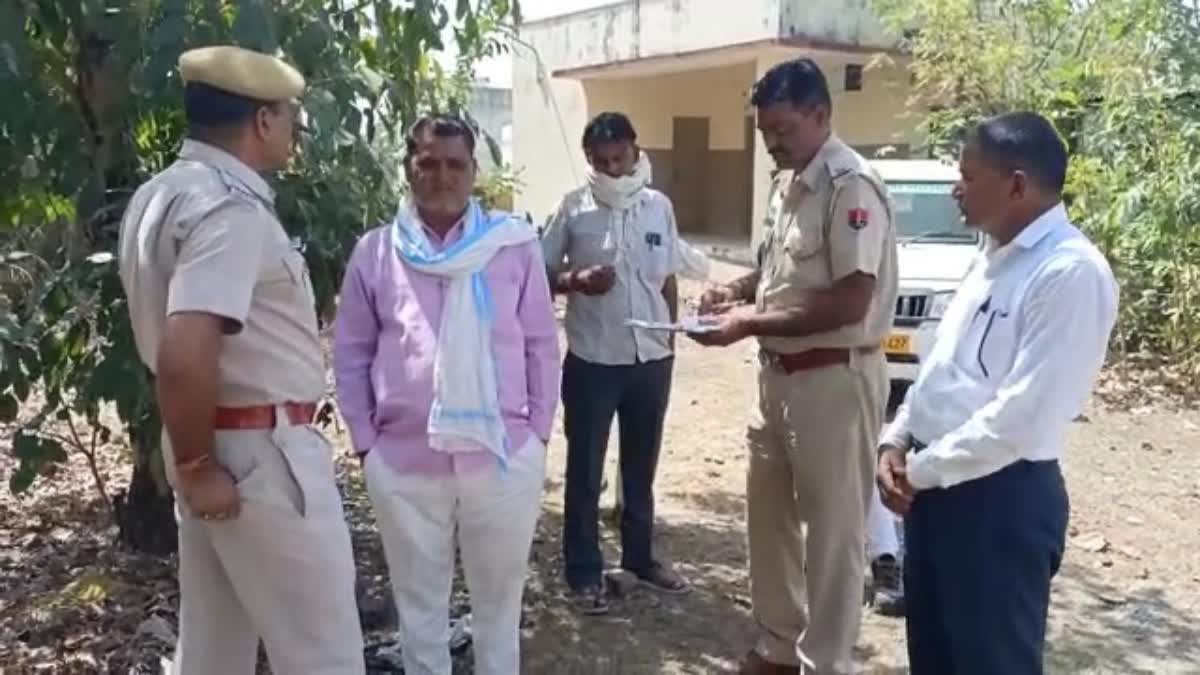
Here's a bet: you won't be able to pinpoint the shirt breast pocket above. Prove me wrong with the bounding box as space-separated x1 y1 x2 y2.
258 248 313 304
975 305 1017 379
782 219 824 261
570 225 615 268
638 230 672 281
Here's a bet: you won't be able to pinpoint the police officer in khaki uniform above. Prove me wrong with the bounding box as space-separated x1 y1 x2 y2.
690 58 897 675
117 46 364 673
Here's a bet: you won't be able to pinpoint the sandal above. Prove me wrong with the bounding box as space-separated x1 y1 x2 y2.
569 584 610 615
631 560 691 595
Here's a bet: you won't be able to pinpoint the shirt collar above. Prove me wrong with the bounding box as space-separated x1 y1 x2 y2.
796 134 841 191
1013 202 1068 249
416 212 465 251
179 139 275 204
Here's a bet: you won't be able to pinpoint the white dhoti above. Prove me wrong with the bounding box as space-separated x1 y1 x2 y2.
364 436 546 675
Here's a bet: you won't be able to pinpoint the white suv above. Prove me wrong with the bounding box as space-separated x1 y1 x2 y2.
871 159 981 410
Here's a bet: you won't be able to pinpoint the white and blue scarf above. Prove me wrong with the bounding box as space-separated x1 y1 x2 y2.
391 198 536 466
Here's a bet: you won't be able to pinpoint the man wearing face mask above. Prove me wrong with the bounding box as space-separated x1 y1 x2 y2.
333 114 560 675
877 112 1117 675
542 112 694 615
118 46 364 672
689 58 898 674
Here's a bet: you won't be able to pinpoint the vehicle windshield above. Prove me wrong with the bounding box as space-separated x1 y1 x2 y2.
888 181 977 244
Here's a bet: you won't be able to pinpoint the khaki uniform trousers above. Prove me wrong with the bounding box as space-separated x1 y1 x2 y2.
746 352 887 674
164 409 365 674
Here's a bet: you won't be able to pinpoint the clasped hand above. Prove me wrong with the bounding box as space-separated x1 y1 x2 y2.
876 446 916 516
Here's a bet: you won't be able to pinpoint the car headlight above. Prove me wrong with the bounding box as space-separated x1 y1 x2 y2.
928 291 955 320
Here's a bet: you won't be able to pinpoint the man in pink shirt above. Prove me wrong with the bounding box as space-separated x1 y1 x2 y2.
333 114 560 675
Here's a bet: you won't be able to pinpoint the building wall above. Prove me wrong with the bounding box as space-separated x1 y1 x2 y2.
582 62 755 151
511 1 917 231
511 51 590 224
512 58 757 235
519 0 893 75
748 49 917 246
467 85 513 172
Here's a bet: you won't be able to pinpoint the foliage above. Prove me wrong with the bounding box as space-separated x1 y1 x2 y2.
0 0 521 550
474 164 524 211
872 0 1200 377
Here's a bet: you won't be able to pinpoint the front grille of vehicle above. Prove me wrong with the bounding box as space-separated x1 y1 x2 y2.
895 294 929 320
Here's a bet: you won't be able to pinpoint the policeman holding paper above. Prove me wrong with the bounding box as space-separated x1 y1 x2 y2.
690 58 898 675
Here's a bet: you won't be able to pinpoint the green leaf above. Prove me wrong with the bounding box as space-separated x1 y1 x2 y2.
13 431 66 463
9 464 35 494
0 394 16 422
232 0 278 52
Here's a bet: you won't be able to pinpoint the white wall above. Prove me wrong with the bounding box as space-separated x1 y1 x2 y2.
511 49 591 222
519 0 894 75
511 0 915 225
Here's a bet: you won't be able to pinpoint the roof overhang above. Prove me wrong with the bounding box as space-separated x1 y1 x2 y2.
552 36 904 80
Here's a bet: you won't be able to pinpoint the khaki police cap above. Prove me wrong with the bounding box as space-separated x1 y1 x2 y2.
179 45 305 102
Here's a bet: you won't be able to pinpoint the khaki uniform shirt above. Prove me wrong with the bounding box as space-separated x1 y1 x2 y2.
756 135 898 354
118 140 324 406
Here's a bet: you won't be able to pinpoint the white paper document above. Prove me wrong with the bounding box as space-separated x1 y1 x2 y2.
624 315 721 334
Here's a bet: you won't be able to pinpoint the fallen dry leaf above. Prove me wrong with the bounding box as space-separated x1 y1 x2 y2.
1075 532 1111 553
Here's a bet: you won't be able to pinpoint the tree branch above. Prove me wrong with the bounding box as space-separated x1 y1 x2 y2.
65 412 115 522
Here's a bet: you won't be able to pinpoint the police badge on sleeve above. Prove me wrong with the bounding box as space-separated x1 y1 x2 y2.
847 207 869 230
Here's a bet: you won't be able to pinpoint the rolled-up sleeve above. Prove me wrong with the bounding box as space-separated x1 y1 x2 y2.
333 235 381 453
517 241 561 441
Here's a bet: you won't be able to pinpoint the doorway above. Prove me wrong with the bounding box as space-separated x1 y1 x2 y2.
670 116 710 235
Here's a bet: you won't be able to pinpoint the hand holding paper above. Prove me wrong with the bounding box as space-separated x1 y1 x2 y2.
624 315 722 334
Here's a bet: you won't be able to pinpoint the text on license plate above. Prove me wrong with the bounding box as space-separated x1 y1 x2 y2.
883 334 913 354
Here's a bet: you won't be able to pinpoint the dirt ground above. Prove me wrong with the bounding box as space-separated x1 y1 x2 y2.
3 260 1199 674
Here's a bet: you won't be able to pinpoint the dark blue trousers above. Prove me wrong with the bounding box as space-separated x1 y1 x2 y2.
561 352 673 590
904 459 1069 675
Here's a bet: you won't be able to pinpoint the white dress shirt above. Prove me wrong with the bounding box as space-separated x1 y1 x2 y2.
880 203 1118 490
541 186 682 365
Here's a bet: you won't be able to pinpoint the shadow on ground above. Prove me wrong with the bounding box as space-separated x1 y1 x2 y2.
519 502 756 675
7 458 1199 674
1046 560 1200 674
343 470 759 674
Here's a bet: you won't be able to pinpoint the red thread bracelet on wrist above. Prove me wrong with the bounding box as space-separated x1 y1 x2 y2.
176 454 213 475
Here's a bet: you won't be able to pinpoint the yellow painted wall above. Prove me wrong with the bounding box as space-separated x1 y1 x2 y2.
513 46 919 233
582 62 756 151
749 50 917 246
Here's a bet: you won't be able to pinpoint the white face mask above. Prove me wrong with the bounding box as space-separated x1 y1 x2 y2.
588 151 652 210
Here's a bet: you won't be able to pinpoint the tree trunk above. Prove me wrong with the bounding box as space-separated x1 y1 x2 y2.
114 422 177 555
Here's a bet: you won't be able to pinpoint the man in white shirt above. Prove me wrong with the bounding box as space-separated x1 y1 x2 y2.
542 112 690 615
877 111 1119 675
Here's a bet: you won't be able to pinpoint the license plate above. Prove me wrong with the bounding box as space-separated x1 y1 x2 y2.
883 334 913 354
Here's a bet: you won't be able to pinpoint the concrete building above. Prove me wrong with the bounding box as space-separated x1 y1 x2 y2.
512 0 921 250
467 83 514 172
